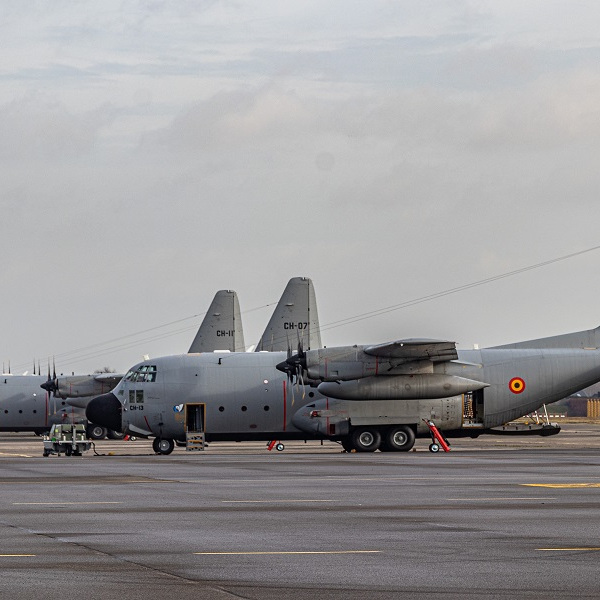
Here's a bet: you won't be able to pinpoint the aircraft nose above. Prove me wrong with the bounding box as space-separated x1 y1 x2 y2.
86 392 122 432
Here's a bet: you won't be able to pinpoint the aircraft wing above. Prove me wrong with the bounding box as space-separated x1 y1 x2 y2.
364 339 458 362
92 373 124 387
53 373 124 398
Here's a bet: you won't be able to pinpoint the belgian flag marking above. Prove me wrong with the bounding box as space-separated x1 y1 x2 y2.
509 377 526 394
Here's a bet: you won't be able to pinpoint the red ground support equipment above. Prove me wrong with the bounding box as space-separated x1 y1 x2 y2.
423 419 451 453
266 441 285 452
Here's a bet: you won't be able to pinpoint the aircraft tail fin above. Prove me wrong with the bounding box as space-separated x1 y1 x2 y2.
490 325 600 350
255 277 322 352
188 290 245 353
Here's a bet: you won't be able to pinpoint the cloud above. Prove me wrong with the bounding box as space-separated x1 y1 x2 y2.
0 93 115 161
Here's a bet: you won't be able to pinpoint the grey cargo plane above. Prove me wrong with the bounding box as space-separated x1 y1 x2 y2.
86 322 600 454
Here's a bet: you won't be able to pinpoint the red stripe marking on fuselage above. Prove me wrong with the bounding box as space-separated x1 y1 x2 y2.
144 416 151 431
283 380 287 431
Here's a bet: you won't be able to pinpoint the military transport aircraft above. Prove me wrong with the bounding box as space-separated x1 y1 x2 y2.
86 321 600 454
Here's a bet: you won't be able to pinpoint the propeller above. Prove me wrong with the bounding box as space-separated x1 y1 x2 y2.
276 340 307 401
41 358 58 394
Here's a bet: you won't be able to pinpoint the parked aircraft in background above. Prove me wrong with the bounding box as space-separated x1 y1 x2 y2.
87 322 600 454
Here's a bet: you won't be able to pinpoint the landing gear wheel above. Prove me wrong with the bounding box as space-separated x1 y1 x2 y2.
157 438 175 455
341 438 354 452
106 429 125 440
350 428 381 452
152 437 161 453
429 443 440 453
87 425 108 440
275 443 285 451
383 426 416 452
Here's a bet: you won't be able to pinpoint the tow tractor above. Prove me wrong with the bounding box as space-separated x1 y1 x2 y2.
43 424 92 457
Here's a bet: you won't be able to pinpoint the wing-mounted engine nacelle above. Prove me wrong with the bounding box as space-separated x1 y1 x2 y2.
279 339 461 384
41 374 123 399
303 346 388 382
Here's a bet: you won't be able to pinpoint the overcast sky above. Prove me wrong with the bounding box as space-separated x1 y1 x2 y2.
3 1 600 375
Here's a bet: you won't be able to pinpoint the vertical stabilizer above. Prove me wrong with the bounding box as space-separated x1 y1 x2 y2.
188 290 245 353
255 277 321 352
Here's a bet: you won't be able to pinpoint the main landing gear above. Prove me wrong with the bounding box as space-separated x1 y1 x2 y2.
153 437 175 455
341 425 416 453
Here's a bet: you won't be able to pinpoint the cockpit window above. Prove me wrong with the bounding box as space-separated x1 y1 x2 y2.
125 365 157 382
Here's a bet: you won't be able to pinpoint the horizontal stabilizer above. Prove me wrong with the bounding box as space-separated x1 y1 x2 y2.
490 326 600 351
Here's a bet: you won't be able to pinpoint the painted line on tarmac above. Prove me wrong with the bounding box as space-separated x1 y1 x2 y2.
523 483 600 488
0 453 34 458
12 501 123 506
446 497 556 501
0 554 36 557
194 550 381 556
538 548 600 551
222 500 336 504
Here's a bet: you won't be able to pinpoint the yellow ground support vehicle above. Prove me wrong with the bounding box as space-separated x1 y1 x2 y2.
42 424 92 457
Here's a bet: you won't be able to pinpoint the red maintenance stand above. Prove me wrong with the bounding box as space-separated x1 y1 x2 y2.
423 419 451 453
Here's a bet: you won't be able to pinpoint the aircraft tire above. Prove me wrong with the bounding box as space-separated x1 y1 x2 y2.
152 437 161 453
341 438 354 452
87 425 108 440
350 428 381 452
157 438 175 455
106 429 125 440
383 426 415 452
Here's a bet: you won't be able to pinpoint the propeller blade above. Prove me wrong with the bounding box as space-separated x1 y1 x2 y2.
40 358 57 394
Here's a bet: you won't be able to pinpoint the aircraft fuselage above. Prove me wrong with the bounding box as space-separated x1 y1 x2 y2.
104 344 600 445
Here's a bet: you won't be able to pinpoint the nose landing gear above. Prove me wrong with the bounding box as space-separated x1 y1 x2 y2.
153 437 175 455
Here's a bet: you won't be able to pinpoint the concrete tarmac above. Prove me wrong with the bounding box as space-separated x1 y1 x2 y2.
0 424 599 599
